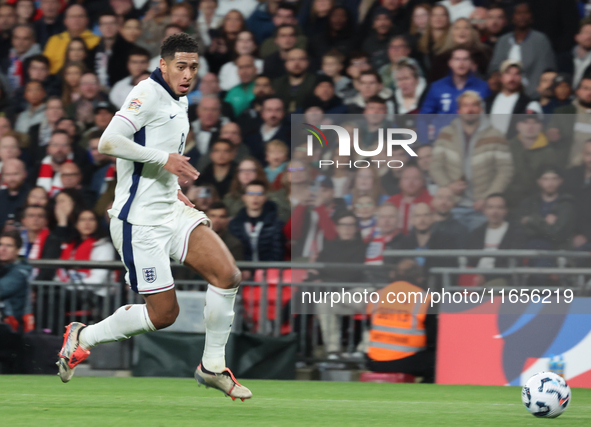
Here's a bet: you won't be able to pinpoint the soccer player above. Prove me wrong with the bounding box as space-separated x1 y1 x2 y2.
56 34 252 401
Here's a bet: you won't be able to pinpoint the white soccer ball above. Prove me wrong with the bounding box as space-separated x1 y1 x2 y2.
521 371 571 418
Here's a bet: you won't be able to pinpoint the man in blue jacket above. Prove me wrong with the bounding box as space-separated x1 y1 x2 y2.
0 230 32 332
418 47 491 143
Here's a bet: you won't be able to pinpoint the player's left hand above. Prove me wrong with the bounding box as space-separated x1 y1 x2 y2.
178 190 195 208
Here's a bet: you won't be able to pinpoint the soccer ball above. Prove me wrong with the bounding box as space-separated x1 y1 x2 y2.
521 372 571 418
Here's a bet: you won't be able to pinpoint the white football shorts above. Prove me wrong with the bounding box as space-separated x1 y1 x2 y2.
110 201 211 294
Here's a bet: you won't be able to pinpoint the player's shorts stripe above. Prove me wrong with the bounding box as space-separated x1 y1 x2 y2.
118 127 145 221
122 221 138 293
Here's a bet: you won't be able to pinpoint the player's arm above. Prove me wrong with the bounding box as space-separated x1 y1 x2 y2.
98 91 198 182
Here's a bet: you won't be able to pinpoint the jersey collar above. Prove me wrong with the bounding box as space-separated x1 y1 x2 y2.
150 68 179 101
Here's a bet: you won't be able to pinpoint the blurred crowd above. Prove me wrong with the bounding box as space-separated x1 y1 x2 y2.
1 0 591 329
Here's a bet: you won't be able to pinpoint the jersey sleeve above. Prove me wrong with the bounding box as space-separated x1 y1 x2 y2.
114 82 159 132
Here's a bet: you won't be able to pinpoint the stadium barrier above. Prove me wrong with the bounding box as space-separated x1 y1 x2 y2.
23 251 591 362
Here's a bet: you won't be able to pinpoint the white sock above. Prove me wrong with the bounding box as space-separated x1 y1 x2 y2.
202 284 237 373
79 304 156 349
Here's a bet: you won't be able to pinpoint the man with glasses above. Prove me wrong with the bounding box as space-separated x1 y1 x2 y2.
243 97 289 165
1 24 41 91
263 24 298 80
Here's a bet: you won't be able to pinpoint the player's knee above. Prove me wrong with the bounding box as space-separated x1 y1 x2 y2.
212 267 241 289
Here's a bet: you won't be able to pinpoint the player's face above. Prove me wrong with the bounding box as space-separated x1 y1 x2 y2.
161 52 199 97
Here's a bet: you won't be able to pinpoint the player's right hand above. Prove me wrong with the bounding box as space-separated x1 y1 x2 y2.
164 153 199 183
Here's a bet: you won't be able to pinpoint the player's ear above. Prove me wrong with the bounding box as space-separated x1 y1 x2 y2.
159 57 167 73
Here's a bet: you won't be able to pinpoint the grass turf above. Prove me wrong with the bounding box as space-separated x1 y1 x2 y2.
1 376 590 426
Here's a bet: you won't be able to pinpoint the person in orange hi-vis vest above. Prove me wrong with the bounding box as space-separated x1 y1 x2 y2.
366 259 437 382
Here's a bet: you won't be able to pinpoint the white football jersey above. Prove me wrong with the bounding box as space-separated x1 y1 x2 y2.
109 69 189 225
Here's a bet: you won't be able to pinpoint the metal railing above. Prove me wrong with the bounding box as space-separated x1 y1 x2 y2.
20 252 591 362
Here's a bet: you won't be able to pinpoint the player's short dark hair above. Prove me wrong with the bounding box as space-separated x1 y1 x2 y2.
0 230 22 250
244 179 268 194
128 46 151 61
207 201 228 213
28 54 49 68
160 33 199 60
211 138 233 150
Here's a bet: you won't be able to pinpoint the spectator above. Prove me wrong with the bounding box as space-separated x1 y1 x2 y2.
564 139 591 199
25 186 48 207
186 72 233 115
108 47 151 108
355 195 377 241
263 24 298 80
505 114 557 208
429 91 513 231
272 48 317 113
381 146 411 196
416 144 436 195
224 54 258 117
222 157 268 217
0 4 17 61
547 76 591 167
346 71 395 118
206 201 244 261
87 130 115 202
28 96 64 165
236 75 275 131
186 185 219 212
482 6 507 49
409 3 431 46
488 2 555 98
59 62 85 108
94 12 136 88
229 179 284 261
259 3 306 58
11 55 61 115
467 193 526 281
2 24 41 91
243 97 289 164
80 102 116 148
366 259 436 383
198 138 238 199
219 31 264 91
386 165 433 235
364 202 403 266
486 59 542 138
0 117 12 140
396 202 460 268
59 162 96 208
34 0 64 47
43 5 100 74
137 0 172 57
53 209 114 286
431 186 467 248
0 230 33 332
420 47 490 115
362 8 398 71
417 4 450 67
119 18 142 45
301 75 347 114
308 6 356 67
35 130 74 196
19 204 50 270
66 72 108 128
340 51 372 102
344 167 388 208
205 10 248 75
393 60 427 115
544 73 574 114
517 166 575 250
197 121 251 171
197 0 224 48
321 49 351 99
0 159 29 229
557 23 591 89
264 139 288 183
428 18 491 82
14 80 46 134
0 134 22 173
62 31 93 72
537 69 558 112
217 0 258 22
314 209 367 356
188 95 230 162
437 0 474 23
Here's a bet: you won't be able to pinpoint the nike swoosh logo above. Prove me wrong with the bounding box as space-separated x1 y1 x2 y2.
170 114 177 119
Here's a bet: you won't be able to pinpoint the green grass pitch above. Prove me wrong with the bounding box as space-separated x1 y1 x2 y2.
1 376 590 426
